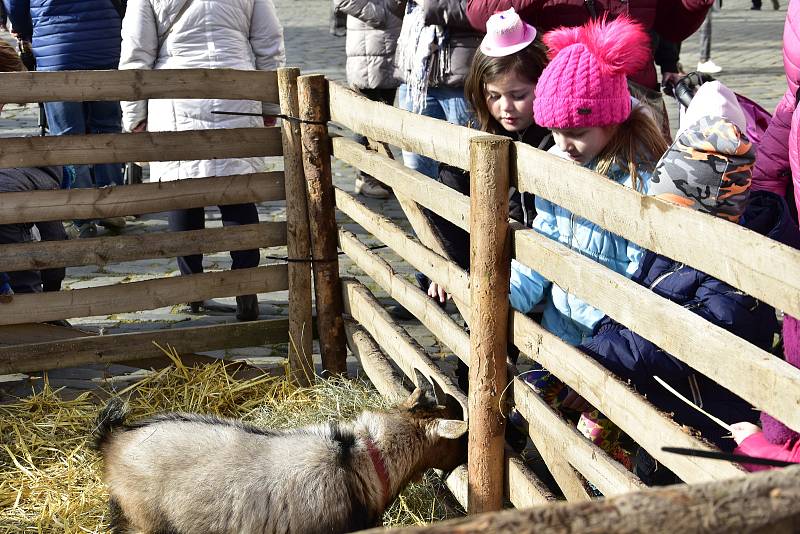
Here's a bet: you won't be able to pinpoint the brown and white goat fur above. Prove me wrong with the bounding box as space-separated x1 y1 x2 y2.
93 388 467 534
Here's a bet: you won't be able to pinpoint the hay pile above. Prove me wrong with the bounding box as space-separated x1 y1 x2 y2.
0 353 464 533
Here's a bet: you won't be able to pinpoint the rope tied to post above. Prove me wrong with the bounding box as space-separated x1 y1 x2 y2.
211 110 327 126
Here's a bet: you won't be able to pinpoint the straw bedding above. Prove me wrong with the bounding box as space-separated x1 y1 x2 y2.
0 351 464 533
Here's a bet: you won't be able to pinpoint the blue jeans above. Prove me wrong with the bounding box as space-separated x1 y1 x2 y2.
398 84 471 178
44 100 124 189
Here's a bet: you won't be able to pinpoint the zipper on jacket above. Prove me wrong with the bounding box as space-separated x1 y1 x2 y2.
648 263 684 291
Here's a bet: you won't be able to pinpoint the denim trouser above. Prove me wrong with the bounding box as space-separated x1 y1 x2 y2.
168 203 260 276
44 100 125 189
398 84 471 179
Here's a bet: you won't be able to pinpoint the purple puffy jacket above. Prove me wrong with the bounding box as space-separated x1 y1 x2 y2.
752 0 800 214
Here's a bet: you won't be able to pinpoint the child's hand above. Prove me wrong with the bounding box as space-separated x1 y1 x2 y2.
730 422 761 445
562 388 591 412
427 281 448 304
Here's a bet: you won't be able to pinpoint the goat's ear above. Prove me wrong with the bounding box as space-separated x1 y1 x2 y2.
434 419 468 439
403 387 426 409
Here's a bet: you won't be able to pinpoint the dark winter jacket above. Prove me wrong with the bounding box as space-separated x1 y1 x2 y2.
5 0 122 71
0 166 67 293
580 190 797 450
427 126 551 269
465 0 713 90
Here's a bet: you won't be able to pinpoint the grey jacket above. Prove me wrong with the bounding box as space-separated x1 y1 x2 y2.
423 0 481 88
336 0 404 89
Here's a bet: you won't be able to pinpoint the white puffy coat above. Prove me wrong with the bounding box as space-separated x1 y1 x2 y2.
119 0 285 181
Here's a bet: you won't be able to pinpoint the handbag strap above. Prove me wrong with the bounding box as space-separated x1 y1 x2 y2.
157 0 194 50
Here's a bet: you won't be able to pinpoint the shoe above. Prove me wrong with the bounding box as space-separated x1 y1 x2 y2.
386 303 415 321
98 216 127 229
76 222 98 239
750 5 761 9
696 60 722 74
63 221 80 240
772 0 780 9
235 294 259 321
355 174 391 199
189 301 203 313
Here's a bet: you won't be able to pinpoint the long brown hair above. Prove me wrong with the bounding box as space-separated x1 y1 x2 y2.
0 41 25 73
594 106 669 192
464 42 548 134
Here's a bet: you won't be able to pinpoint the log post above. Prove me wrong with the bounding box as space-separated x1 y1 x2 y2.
297 74 347 376
467 135 511 513
278 67 314 385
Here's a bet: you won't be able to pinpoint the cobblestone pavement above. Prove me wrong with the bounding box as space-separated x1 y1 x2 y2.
0 0 787 395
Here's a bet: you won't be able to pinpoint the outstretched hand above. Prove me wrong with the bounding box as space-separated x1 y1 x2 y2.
730 422 761 445
427 281 448 304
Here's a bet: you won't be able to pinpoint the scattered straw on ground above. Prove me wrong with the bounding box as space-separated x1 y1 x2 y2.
0 351 463 533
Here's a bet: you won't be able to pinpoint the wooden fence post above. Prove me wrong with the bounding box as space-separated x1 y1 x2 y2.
297 74 347 376
467 135 511 514
278 67 314 386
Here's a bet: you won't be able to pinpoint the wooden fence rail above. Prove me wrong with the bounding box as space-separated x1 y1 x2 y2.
0 222 286 271
0 69 279 103
0 172 286 224
0 127 282 168
0 264 288 326
514 142 800 320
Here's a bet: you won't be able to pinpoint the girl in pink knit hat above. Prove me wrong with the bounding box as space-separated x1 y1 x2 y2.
510 14 668 346
508 15 669 475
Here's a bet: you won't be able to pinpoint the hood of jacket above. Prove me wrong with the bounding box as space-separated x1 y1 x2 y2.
0 166 61 193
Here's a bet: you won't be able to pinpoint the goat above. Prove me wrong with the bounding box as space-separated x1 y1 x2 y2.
93 386 467 534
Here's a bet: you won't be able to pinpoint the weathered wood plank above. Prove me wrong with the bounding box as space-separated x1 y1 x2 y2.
341 278 468 418
0 69 278 103
514 142 800 319
278 67 314 386
0 172 285 224
0 264 288 325
512 222 800 433
511 374 646 497
509 311 744 483
0 128 282 168
335 188 470 313
299 74 347 375
0 318 291 374
0 222 286 271
328 82 477 171
338 229 470 364
332 137 470 230
360 465 799 534
467 136 511 513
343 319 410 402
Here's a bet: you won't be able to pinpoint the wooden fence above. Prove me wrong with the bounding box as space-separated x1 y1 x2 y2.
0 68 320 386
323 81 800 515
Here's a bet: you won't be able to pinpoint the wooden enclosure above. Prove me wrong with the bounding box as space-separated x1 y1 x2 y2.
0 68 320 385
324 81 800 519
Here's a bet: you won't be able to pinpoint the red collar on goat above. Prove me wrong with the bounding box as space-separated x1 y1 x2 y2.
364 436 391 505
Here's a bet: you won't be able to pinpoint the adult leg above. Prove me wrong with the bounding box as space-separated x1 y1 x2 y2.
354 88 398 198
86 100 125 187
698 12 712 63
219 202 261 320
399 84 445 179
168 207 206 275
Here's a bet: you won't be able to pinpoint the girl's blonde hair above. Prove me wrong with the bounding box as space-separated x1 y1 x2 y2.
594 106 669 192
0 41 25 73
464 42 548 134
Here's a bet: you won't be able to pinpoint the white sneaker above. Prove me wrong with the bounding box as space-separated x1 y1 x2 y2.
355 174 391 199
697 60 722 74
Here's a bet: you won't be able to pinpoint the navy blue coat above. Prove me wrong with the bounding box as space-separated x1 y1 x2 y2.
5 0 122 71
581 191 797 450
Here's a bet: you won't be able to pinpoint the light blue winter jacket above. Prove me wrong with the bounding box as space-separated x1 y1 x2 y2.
509 147 652 346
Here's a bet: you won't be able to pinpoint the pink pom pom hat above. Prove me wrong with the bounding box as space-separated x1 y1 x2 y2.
479 8 537 58
533 15 651 129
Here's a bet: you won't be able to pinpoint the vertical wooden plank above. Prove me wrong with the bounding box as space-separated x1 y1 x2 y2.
297 74 347 376
467 135 511 513
278 67 314 385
